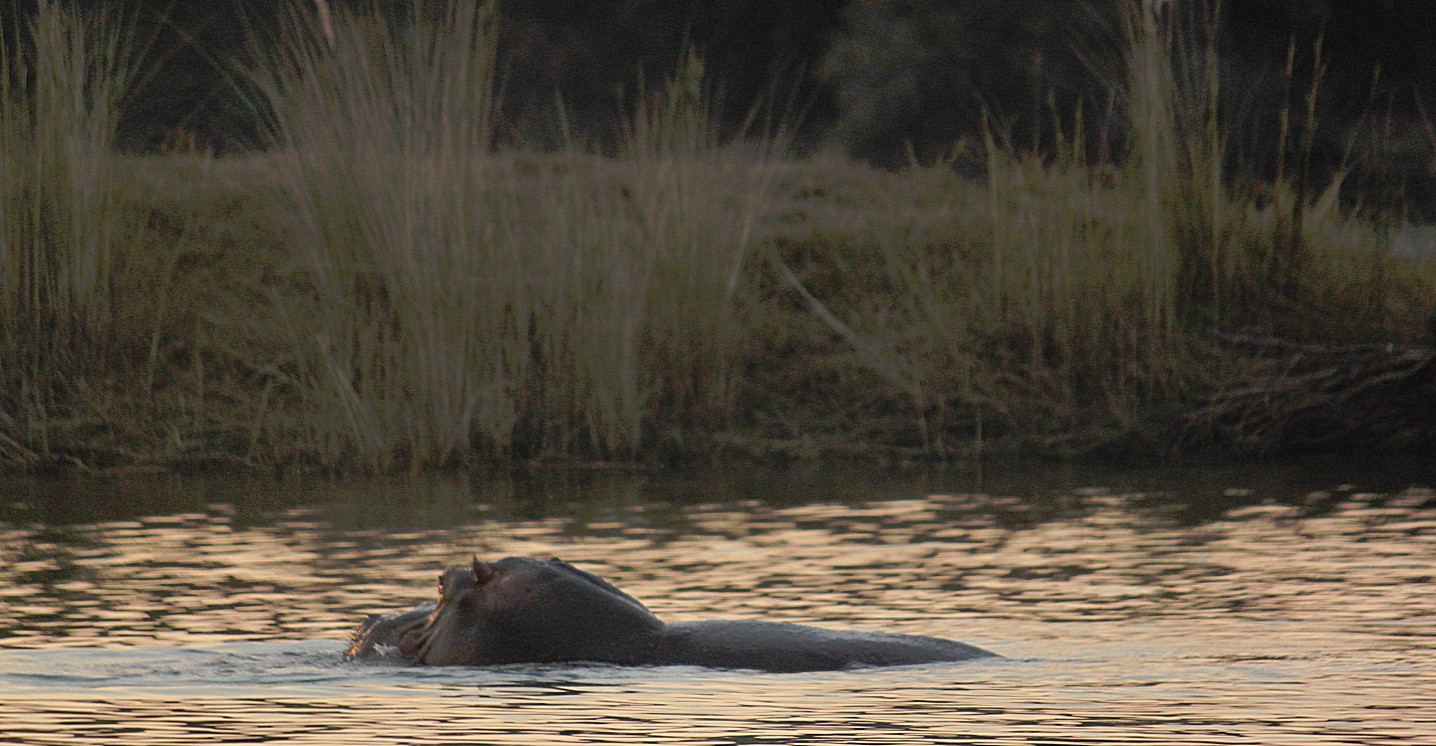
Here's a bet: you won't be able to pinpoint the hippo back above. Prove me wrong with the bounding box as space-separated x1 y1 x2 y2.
654 620 996 672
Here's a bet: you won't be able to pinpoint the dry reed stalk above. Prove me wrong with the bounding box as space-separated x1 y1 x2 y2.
251 0 509 469
252 2 782 468
1 1 132 457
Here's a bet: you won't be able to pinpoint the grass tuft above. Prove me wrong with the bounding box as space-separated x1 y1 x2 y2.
248 2 783 469
1 1 133 460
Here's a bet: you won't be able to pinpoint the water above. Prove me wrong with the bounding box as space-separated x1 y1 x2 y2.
2 461 1434 744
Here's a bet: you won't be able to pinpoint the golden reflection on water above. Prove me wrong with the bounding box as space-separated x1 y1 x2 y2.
1 476 1435 744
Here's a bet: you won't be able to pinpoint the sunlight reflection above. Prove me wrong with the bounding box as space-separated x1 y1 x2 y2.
1 480 1433 744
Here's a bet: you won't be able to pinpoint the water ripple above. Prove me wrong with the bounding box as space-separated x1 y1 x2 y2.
1 472 1433 744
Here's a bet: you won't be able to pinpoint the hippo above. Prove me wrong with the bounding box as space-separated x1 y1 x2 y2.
346 556 997 672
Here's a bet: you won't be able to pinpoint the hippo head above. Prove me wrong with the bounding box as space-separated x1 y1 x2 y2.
407 556 666 666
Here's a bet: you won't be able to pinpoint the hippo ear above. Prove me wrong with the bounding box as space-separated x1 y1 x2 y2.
471 556 495 584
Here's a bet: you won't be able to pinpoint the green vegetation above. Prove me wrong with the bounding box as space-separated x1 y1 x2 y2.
1 1 1429 473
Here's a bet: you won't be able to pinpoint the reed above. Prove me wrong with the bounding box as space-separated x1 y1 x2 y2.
250 1 781 468
0 1 131 457
2 0 1417 471
772 152 1192 456
248 0 509 468
609 49 783 441
768 0 1408 457
769 1 1203 455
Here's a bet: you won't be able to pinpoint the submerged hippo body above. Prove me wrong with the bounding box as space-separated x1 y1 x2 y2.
347 556 996 672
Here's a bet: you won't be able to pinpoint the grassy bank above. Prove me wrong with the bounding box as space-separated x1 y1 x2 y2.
1 1 1431 474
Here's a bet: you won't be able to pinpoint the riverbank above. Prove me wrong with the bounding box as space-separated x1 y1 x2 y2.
4 1 1432 475
3 147 1431 476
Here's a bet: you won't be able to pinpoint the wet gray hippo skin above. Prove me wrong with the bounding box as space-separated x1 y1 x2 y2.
347 556 997 672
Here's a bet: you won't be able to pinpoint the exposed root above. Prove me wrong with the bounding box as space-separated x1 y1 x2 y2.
1186 330 1436 455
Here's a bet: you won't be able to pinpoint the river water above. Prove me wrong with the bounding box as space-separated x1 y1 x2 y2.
2 461 1433 744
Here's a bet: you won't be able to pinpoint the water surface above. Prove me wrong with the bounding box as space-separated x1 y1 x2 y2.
2 462 1434 744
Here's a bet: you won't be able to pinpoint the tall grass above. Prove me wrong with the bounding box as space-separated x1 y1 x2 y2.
0 1 131 457
1 0 1409 470
612 50 782 437
250 0 512 468
508 57 777 456
251 1 781 469
770 0 1209 455
774 152 1193 455
771 0 1400 456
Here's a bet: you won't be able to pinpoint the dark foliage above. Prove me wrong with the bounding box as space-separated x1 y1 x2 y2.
3 0 1431 211
493 0 842 148
819 0 1433 211
0 0 841 152
820 0 1128 166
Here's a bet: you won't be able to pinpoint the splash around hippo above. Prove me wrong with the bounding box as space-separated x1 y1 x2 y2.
346 556 997 672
